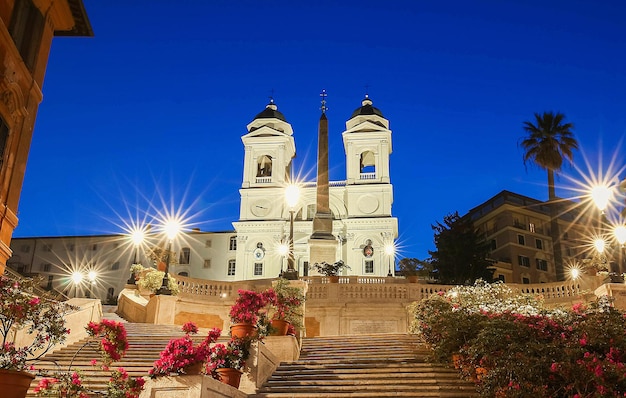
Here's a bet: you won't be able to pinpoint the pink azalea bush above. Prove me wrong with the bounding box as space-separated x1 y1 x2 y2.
0 275 76 371
35 320 144 398
149 324 221 378
411 281 626 397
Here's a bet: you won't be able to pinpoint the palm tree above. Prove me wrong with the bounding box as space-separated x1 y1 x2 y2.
520 111 578 281
520 112 578 200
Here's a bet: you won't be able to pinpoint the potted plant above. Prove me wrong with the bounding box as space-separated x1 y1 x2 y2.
0 275 76 397
136 268 179 296
310 260 351 282
229 289 272 338
206 337 251 389
268 279 305 335
34 319 144 398
149 323 221 378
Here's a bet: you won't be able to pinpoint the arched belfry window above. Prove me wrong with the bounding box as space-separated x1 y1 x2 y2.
359 151 376 179
257 155 273 177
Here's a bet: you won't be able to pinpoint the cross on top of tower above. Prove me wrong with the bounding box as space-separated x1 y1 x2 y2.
320 89 328 113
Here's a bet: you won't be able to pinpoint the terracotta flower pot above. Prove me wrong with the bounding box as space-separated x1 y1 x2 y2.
270 319 290 336
230 323 257 339
216 367 242 388
0 369 35 398
184 362 204 375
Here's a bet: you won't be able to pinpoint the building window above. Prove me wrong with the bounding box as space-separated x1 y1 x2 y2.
535 239 543 250
254 262 263 276
536 259 548 271
9 0 44 71
229 236 237 251
529 223 536 233
364 260 374 274
563 232 569 240
518 255 530 267
41 263 50 272
20 244 30 253
42 244 52 252
205 240 212 248
0 117 8 171
107 288 115 301
227 260 236 276
522 277 530 284
490 239 497 251
68 244 75 251
92 244 98 251
203 259 211 269
111 262 119 270
46 275 53 290
303 261 309 277
517 235 525 245
179 247 190 264
178 272 188 277
497 274 505 282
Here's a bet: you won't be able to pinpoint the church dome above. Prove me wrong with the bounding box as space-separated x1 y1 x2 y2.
350 95 384 118
253 100 287 122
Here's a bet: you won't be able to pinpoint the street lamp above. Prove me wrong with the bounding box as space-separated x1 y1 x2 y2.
127 227 146 285
615 225 626 274
591 184 613 214
156 218 182 295
277 242 288 277
384 243 395 277
283 184 300 280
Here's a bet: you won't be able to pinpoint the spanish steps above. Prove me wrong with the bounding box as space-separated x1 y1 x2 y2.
27 310 479 397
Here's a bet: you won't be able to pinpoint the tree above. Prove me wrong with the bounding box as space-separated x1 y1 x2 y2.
425 212 494 285
520 112 578 280
520 111 578 200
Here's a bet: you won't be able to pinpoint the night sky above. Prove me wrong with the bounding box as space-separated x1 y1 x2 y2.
14 0 626 261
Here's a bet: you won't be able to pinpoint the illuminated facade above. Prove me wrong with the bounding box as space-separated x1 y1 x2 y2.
0 0 92 274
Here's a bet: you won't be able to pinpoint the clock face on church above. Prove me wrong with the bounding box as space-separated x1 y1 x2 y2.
250 199 271 217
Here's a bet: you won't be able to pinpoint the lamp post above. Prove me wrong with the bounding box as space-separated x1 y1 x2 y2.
277 242 288 277
283 184 300 280
615 225 626 274
156 219 181 295
385 243 395 277
127 227 145 285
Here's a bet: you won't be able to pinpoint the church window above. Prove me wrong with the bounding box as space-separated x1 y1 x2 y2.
256 155 273 177
227 260 236 276
254 262 263 276
364 260 374 274
179 247 190 264
229 236 237 251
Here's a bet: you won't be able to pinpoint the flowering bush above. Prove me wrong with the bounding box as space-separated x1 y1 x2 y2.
206 337 251 375
35 320 144 398
229 289 272 325
136 268 179 295
410 281 626 397
268 279 305 327
149 324 221 378
86 319 128 365
0 275 76 371
107 368 145 398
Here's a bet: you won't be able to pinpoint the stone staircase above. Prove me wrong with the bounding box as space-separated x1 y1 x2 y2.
250 334 479 398
26 312 212 397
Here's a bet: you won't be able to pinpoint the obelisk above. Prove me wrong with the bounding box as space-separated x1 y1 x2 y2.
309 90 337 265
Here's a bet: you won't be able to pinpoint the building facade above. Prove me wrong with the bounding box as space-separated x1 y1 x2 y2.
8 96 398 299
0 0 92 274
468 190 598 284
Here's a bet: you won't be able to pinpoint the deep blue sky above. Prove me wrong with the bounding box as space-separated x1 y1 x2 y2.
14 0 626 261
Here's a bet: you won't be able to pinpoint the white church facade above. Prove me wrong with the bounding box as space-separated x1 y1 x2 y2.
6 95 398 299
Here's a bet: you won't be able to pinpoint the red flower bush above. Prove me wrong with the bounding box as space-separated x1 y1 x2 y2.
149 324 222 378
86 319 128 365
229 289 272 325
